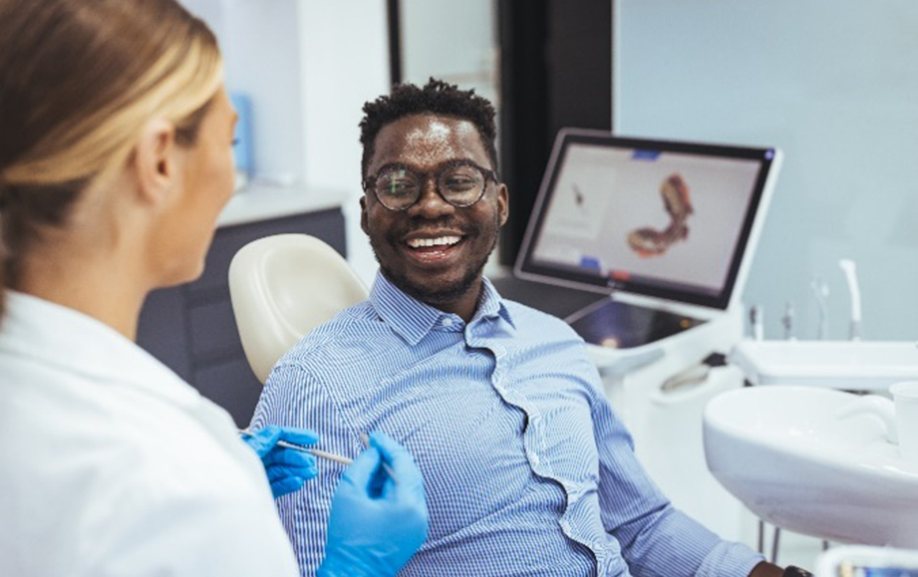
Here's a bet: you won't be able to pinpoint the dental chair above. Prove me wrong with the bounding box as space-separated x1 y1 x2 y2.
228 234 368 384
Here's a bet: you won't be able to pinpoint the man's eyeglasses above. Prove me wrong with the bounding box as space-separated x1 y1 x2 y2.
363 160 498 211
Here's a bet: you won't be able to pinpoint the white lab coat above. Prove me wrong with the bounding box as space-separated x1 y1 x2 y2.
0 291 300 577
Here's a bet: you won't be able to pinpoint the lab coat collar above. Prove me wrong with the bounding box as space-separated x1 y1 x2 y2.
369 272 515 346
0 290 200 408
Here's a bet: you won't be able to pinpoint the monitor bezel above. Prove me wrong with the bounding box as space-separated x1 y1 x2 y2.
514 129 781 311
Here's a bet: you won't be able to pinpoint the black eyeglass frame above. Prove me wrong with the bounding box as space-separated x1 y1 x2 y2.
362 159 499 211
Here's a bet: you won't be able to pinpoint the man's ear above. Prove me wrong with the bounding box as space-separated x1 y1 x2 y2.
497 183 509 227
359 195 369 235
132 118 179 206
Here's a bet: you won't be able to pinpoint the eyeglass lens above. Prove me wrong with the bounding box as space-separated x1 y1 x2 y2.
374 164 487 210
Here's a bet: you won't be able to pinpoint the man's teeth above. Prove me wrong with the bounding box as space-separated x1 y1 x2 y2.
406 236 461 248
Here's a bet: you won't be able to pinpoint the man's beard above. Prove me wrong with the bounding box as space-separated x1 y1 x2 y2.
369 215 499 309
380 256 487 308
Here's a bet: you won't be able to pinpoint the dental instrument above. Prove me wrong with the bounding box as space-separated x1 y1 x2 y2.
660 363 710 393
749 305 764 341
239 429 399 483
838 259 861 340
360 433 398 483
810 277 829 340
239 429 353 466
781 302 795 340
294 445 353 466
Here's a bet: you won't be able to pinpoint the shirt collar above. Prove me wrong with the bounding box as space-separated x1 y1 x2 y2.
369 271 515 345
0 290 200 407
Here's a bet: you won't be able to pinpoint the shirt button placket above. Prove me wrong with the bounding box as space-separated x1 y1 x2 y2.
490 345 506 389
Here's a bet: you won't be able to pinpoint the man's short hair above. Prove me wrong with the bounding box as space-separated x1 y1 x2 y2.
359 78 498 178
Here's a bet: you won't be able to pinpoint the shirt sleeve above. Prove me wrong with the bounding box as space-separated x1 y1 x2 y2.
251 360 361 577
584 356 763 577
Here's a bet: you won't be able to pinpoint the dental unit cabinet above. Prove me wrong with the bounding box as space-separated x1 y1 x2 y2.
729 340 918 391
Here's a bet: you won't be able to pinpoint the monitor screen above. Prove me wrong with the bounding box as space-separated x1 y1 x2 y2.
515 130 781 310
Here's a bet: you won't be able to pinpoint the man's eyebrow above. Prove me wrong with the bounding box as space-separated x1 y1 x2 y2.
372 158 480 174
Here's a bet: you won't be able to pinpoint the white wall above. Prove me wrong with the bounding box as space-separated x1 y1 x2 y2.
400 0 498 105
181 0 390 286
297 2 390 286
615 0 918 340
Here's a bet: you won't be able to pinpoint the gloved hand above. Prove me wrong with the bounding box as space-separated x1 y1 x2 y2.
241 426 319 498
317 432 429 577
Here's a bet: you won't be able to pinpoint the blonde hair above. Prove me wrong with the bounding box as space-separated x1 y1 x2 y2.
0 0 223 315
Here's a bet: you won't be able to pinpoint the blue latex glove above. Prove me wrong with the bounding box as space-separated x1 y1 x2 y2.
241 426 319 498
317 432 429 577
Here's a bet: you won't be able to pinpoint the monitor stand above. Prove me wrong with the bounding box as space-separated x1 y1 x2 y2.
565 298 705 350
491 269 705 352
489 272 602 319
490 268 742 379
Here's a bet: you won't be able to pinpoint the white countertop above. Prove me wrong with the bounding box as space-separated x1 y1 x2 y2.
217 182 348 227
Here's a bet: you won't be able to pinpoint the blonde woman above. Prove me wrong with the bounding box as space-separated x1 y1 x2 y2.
0 1 427 576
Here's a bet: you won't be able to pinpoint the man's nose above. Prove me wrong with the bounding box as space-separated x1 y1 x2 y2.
407 176 454 217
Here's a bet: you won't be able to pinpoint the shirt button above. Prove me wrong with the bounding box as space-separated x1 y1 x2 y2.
441 318 453 327
530 453 540 466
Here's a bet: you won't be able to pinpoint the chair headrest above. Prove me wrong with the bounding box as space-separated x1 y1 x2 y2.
229 234 367 384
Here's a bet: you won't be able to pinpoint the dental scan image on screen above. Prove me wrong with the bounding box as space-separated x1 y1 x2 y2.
531 143 763 299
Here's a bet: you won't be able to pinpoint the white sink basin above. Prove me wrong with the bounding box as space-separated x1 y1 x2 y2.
703 385 918 547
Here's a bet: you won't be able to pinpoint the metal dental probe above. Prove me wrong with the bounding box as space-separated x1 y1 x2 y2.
239 429 352 466
240 429 398 483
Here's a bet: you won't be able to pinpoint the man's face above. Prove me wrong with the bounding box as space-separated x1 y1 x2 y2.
361 113 508 315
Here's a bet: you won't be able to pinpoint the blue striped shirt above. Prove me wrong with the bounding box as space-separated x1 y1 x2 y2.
251 272 762 577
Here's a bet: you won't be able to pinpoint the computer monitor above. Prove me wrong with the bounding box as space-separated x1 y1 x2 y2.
516 129 782 312
514 130 782 349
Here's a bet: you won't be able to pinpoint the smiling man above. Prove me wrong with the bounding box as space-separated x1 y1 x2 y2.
251 79 794 577
360 108 506 323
